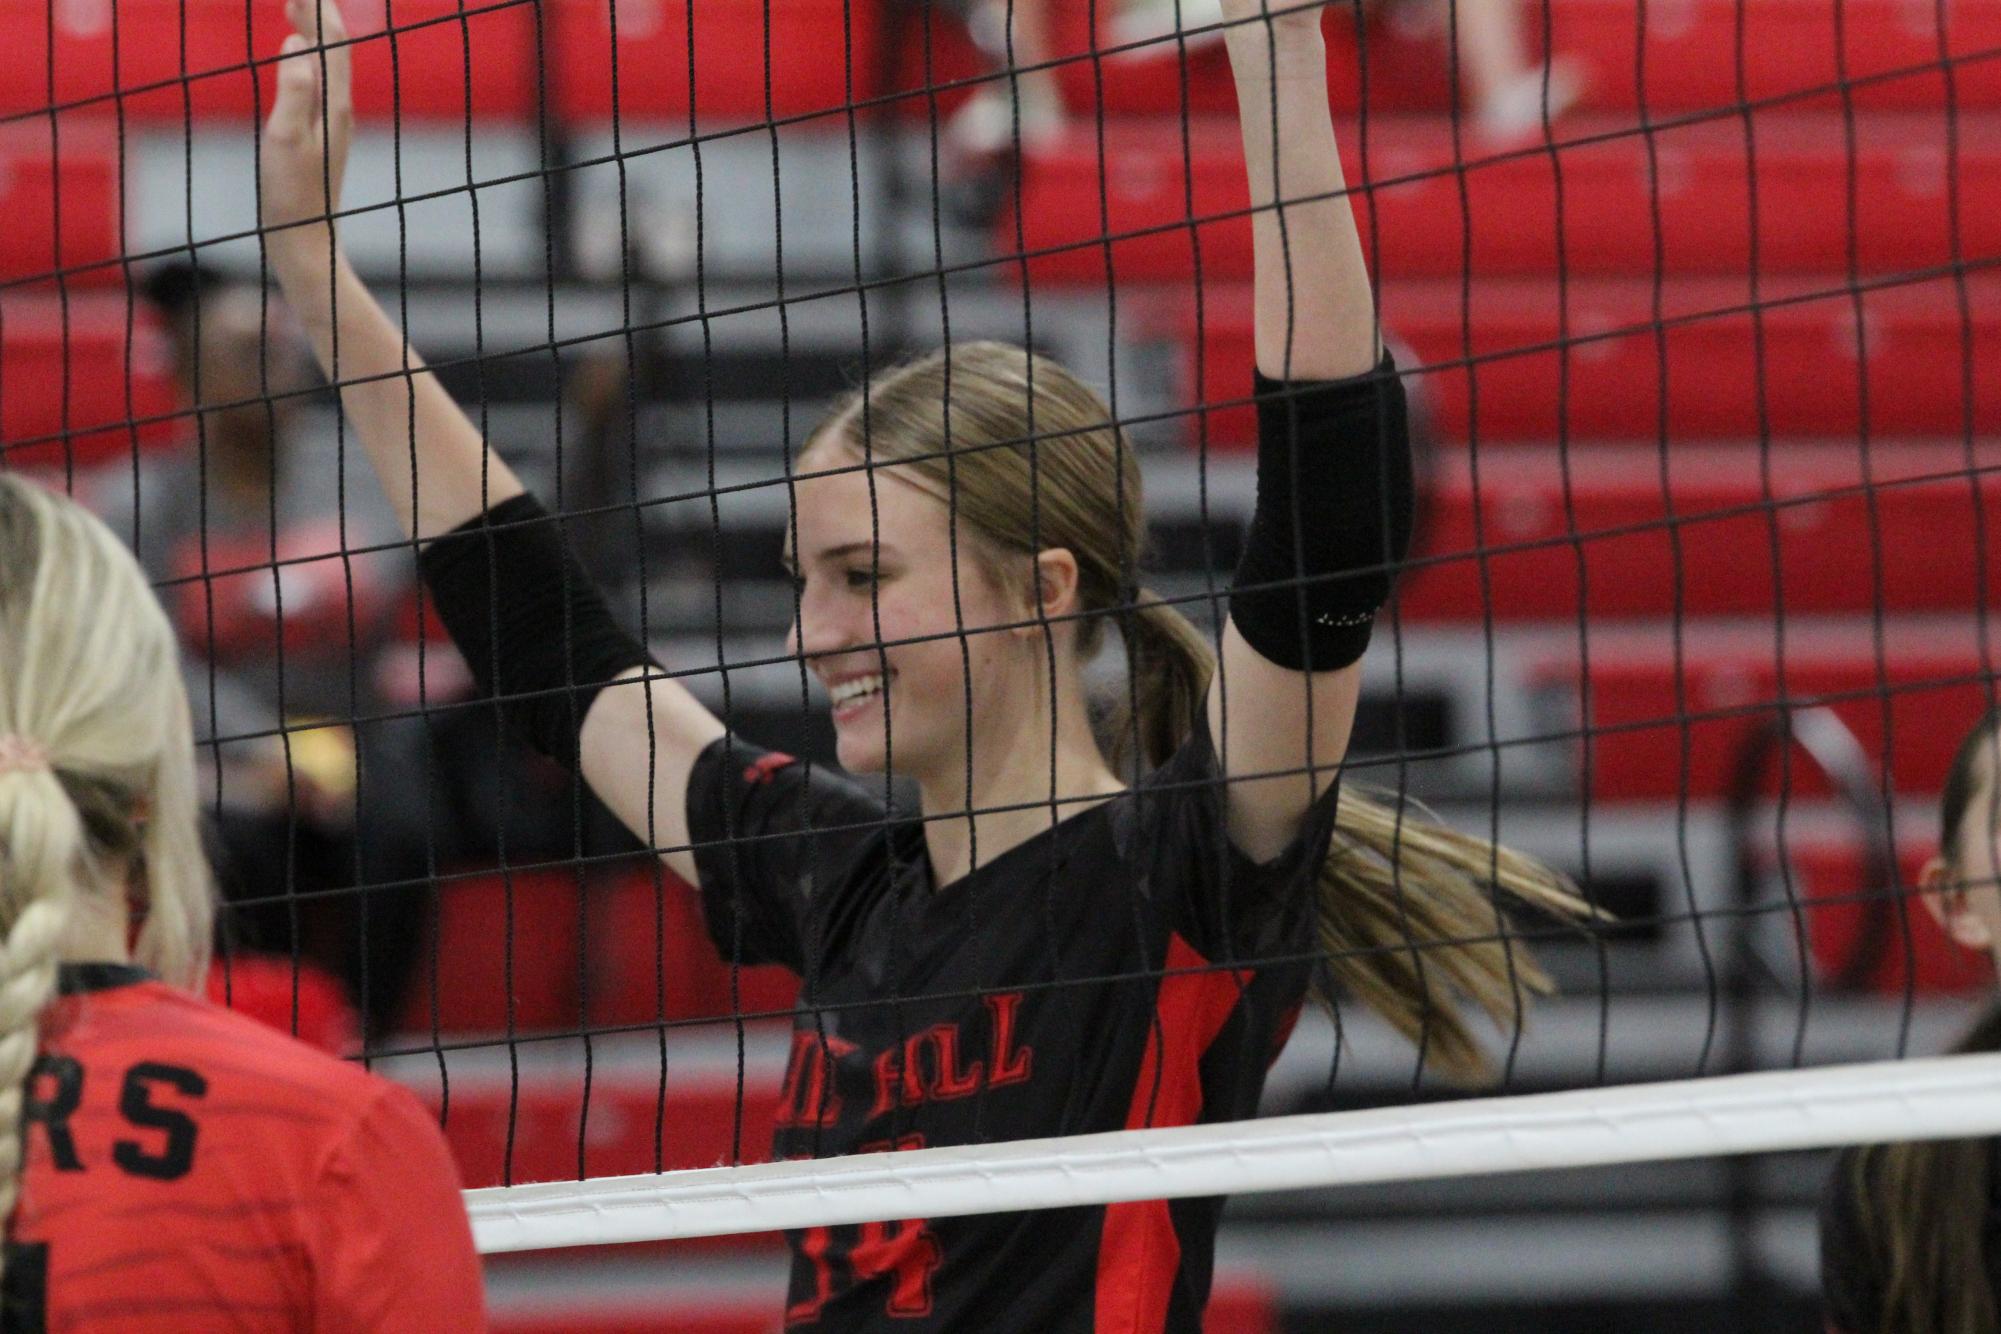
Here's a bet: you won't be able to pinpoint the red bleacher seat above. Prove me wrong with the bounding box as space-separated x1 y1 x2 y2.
549 0 989 126
0 126 120 287
1771 830 1995 995
1007 113 2001 284
419 1061 784 1187
585 865 800 1030
553 0 871 125
0 290 178 469
0 0 534 122
1070 0 2001 119
395 863 799 1038
1403 443 2001 621
1527 616 2001 802
396 867 588 1036
1544 0 2001 115
1160 272 2001 448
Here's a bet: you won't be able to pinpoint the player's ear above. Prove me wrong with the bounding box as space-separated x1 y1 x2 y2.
1027 547 1082 624
1919 855 1993 952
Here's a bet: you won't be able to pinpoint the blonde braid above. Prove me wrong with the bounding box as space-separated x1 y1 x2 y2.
0 761 81 1290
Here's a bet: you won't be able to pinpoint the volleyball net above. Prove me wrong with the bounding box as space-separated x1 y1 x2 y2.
3 0 1999 1318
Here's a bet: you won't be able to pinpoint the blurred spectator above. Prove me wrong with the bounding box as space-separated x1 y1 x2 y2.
1369 0 1583 136
941 0 1067 218
90 260 431 1039
943 0 1581 201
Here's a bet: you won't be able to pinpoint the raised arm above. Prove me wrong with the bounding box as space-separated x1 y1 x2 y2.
1226 0 1378 381
1209 0 1411 860
258 0 722 881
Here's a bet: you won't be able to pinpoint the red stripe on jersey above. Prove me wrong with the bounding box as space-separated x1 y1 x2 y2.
1095 933 1248 1334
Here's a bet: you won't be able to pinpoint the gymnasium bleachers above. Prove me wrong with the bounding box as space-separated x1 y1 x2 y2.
4 0 1996 1323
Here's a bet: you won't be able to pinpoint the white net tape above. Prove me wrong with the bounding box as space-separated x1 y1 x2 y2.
465 1052 2001 1254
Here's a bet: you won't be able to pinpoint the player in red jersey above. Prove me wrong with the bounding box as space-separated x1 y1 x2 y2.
255 0 1589 1324
0 475 485 1332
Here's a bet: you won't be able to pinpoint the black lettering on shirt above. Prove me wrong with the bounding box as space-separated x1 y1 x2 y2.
23 1056 84 1173
113 1063 206 1181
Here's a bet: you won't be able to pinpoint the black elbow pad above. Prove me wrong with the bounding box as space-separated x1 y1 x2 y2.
1228 352 1415 672
419 494 656 765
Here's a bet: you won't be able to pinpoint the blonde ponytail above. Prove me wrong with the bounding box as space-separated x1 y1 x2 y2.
1118 590 1590 1084
0 476 216 1277
1311 788 1588 1083
1109 591 1213 780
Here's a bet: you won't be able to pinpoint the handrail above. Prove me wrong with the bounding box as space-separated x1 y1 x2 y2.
1724 706 1899 1000
1718 704 1896 1323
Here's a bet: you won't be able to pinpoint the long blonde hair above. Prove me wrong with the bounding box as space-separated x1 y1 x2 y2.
0 475 214 1274
809 341 1591 1082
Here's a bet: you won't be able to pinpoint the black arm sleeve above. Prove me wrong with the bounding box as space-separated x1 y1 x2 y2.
1229 351 1415 672
418 494 655 765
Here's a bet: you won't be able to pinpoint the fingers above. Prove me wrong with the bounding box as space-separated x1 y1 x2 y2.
266 32 321 143
286 0 353 120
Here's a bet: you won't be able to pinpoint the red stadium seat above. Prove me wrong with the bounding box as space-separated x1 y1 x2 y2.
3 0 1991 123
1007 113 2001 284
0 126 121 287
396 867 586 1036
1160 272 2001 448
1402 443 2001 621
1769 830 1995 996
584 864 800 1030
1543 0 2001 115
1526 616 2001 803
549 0 989 126
416 1059 784 1186
551 0 879 126
1069 0 2001 119
0 290 179 470
394 863 799 1038
0 0 535 122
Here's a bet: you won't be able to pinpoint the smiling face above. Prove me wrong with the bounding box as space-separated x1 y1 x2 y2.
783 441 1039 781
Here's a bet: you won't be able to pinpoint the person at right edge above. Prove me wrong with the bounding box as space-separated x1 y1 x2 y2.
1822 708 2001 1334
254 0 1592 1327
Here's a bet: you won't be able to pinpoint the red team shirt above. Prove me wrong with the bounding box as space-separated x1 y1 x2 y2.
4 964 484 1332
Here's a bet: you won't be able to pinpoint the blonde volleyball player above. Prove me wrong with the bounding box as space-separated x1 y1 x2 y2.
0 476 484 1330
256 0 1585 1325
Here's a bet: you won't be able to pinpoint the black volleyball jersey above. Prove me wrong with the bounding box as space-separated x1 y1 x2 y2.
686 715 1342 1332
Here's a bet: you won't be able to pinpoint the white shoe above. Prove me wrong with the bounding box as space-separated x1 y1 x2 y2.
946 83 1067 161
1110 0 1229 56
1476 57 1583 139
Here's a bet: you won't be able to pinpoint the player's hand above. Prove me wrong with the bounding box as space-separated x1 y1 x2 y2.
259 0 353 267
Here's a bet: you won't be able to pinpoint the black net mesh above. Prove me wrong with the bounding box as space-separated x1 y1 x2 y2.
2 0 1997 1324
